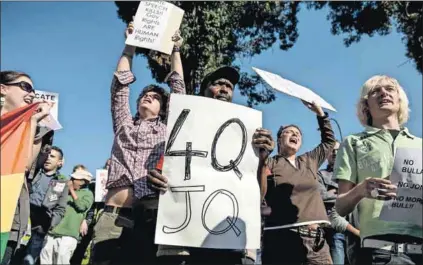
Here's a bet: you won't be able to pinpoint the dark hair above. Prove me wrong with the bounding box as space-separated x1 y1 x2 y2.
0 71 31 84
277 124 303 139
72 164 86 173
50 146 64 159
134 85 169 121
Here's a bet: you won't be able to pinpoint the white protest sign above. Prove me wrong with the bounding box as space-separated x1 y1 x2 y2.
252 67 336 112
379 148 422 226
155 94 262 249
95 169 108 202
125 1 184 55
34 90 62 130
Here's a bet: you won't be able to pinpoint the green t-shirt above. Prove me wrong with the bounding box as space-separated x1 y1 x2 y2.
49 188 94 240
333 126 422 241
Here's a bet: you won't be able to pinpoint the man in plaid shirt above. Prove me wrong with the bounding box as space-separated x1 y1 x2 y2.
91 21 185 265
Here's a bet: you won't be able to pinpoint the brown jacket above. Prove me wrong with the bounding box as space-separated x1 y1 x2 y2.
265 114 336 227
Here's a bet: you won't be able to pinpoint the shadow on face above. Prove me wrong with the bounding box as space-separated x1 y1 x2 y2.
43 149 63 172
327 142 340 165
138 91 162 117
277 126 302 156
205 78 234 102
366 84 400 122
1 76 35 111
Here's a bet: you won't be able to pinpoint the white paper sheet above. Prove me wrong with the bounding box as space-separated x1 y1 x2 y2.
125 1 184 55
34 90 62 130
379 148 422 226
95 169 108 202
155 94 262 249
252 67 336 112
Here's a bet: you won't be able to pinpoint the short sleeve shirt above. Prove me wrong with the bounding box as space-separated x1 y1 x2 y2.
333 126 422 241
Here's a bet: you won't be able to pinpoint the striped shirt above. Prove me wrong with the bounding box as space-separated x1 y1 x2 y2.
107 70 185 199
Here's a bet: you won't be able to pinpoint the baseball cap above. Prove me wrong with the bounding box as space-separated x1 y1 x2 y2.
199 66 240 95
70 169 93 183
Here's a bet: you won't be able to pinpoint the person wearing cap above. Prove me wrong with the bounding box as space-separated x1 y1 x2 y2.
147 66 260 264
253 100 336 264
90 21 185 265
198 66 240 102
334 75 422 265
39 166 94 265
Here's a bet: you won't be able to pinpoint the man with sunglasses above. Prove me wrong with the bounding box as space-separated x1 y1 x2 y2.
90 22 185 265
317 141 360 265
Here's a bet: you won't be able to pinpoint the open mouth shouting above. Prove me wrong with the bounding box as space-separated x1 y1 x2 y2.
142 97 152 104
378 97 393 106
289 137 298 145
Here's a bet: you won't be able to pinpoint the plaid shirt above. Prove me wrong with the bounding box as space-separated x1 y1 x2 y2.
107 70 185 199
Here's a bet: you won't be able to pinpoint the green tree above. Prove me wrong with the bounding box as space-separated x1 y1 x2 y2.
308 1 422 74
115 1 301 106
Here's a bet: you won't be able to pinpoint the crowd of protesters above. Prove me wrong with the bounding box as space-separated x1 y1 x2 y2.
1 18 421 265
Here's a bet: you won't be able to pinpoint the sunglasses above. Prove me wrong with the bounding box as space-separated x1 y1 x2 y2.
5 81 35 94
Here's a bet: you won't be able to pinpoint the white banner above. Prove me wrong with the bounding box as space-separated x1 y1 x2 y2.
252 67 336 112
95 169 108 202
34 90 62 130
379 148 422 226
155 94 262 249
125 1 184 55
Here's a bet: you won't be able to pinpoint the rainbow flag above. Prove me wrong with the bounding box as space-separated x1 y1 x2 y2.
0 103 38 260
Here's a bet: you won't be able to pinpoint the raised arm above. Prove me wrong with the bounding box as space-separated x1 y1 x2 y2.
165 30 185 95
111 23 137 133
303 101 336 168
170 30 184 80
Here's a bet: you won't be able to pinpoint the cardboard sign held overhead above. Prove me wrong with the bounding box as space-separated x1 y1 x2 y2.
155 94 262 250
34 90 62 130
126 1 184 55
252 67 337 112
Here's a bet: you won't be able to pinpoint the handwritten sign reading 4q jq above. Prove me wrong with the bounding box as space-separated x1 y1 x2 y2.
379 148 423 227
34 90 62 131
125 1 184 55
155 94 262 249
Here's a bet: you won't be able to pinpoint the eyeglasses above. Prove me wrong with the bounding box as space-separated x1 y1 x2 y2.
5 81 35 94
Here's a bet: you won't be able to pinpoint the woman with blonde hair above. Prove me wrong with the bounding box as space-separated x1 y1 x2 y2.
1 71 53 265
334 75 422 265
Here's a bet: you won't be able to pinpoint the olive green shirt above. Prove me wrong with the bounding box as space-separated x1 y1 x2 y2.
333 126 422 241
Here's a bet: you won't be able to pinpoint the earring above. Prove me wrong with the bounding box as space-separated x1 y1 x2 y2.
0 96 5 107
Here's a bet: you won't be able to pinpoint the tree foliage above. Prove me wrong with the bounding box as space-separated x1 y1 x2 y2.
115 1 301 106
115 1 422 107
308 1 423 74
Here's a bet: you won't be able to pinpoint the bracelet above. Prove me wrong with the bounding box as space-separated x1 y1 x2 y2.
122 52 134 58
172 46 180 53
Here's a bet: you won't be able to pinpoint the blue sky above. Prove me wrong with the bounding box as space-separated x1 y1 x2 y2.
2 2 421 177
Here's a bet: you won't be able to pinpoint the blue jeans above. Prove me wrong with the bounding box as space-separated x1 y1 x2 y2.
358 248 422 265
330 232 345 264
23 232 45 265
255 248 262 264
